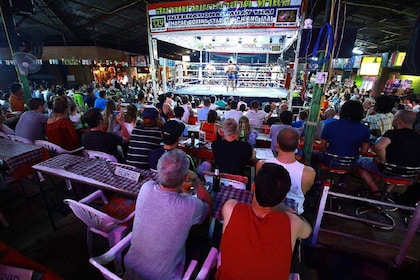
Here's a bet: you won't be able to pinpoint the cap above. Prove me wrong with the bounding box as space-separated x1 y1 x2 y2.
162 120 185 145
142 106 159 119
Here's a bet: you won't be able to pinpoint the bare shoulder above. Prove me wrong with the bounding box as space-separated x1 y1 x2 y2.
286 212 312 239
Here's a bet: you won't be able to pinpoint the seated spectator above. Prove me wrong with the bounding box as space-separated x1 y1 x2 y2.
216 163 312 279
222 100 242 123
215 94 227 109
1 93 11 114
15 98 48 142
69 101 82 129
9 83 25 112
45 96 81 150
103 98 120 133
126 106 162 169
124 149 212 279
121 104 137 137
82 108 126 161
93 90 107 110
200 109 221 142
246 100 271 127
357 110 420 199
197 98 211 122
292 110 308 130
270 110 301 153
171 106 189 136
149 120 194 170
237 96 248 111
311 100 369 178
257 128 315 215
237 115 258 148
212 118 252 175
363 95 394 144
85 87 96 109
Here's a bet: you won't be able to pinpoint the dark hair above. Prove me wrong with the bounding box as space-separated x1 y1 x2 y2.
210 95 216 103
181 95 189 104
52 96 69 114
137 92 145 101
203 98 211 107
207 109 218 123
375 95 394 113
250 100 259 109
125 104 137 123
343 93 351 101
230 100 238 110
9 83 22 94
299 110 308 120
56 88 65 96
158 94 166 103
28 98 44 110
340 100 364 122
99 90 106 98
239 104 246 112
174 106 184 118
84 108 103 128
263 104 271 113
279 110 293 125
255 163 291 207
277 127 299 152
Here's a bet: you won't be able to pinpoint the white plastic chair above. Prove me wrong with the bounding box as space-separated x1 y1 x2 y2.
89 232 198 280
86 150 118 163
34 140 85 156
0 131 9 139
196 247 219 280
63 190 135 258
8 135 33 144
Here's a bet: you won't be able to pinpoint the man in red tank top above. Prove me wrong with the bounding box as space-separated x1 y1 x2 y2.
216 163 312 279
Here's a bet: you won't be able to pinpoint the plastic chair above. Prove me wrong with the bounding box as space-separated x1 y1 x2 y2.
8 135 33 144
63 190 135 258
196 247 219 280
0 131 9 139
89 232 198 280
86 150 118 163
34 140 85 157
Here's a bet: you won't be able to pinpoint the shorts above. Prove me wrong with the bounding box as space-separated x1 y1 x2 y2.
356 157 381 175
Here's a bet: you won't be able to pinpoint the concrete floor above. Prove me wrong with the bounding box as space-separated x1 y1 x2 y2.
0 175 419 280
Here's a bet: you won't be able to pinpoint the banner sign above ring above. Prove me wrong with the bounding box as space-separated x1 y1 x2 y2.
148 0 303 34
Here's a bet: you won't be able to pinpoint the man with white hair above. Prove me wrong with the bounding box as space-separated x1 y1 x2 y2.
212 118 252 175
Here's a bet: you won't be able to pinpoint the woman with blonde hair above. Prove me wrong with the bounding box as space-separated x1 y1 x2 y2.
238 115 258 148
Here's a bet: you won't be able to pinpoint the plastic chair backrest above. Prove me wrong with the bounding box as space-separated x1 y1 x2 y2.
382 163 420 180
63 199 125 233
89 232 198 280
196 247 218 280
34 140 67 155
86 150 118 163
0 131 9 139
9 135 33 144
325 152 358 170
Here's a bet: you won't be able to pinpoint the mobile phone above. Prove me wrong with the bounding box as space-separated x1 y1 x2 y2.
112 110 119 116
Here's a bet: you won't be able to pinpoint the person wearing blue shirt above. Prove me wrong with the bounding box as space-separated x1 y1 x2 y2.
93 90 107 110
197 98 211 122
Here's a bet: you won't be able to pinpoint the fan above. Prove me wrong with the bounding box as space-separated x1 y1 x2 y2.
13 52 41 76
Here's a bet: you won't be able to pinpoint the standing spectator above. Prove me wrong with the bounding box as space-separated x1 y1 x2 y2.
124 150 212 279
216 163 312 279
212 118 252 175
180 95 193 123
126 107 162 169
215 95 228 109
171 106 189 137
15 98 48 142
45 96 80 150
292 110 308 130
9 83 25 112
42 82 55 103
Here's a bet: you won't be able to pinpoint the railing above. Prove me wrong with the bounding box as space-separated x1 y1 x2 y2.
310 182 420 267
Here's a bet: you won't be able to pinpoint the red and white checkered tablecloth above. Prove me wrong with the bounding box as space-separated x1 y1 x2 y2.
36 154 158 197
0 139 44 173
